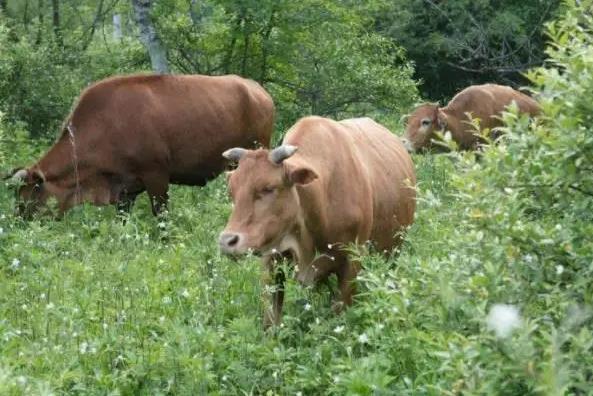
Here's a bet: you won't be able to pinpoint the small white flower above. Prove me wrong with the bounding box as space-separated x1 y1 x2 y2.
327 243 333 249
181 289 190 298
556 265 564 275
162 296 172 305
304 303 312 311
357 333 369 344
486 304 521 338
16 376 26 385
159 316 165 323
46 302 55 310
0 227 4 234
10 258 20 269
222 375 228 381
524 254 534 263
102 322 108 330
333 376 340 383
80 341 88 354
333 325 345 334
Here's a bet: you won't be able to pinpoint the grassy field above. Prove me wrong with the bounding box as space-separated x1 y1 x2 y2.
0 151 467 395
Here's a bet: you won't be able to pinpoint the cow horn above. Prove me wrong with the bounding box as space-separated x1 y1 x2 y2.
222 147 248 162
11 169 28 182
269 145 298 164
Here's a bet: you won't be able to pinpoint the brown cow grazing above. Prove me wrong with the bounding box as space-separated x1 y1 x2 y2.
219 116 416 327
401 83 540 152
7 74 274 218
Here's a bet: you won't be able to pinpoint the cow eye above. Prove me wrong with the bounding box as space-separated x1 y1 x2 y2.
421 118 432 127
256 186 276 199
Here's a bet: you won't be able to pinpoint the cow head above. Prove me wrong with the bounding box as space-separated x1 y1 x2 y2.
5 167 54 218
402 103 447 152
219 145 317 256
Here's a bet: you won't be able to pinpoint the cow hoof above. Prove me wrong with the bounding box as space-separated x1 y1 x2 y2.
331 300 345 314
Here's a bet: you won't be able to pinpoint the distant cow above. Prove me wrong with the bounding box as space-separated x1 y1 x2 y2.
7 74 274 217
218 116 416 327
402 83 540 152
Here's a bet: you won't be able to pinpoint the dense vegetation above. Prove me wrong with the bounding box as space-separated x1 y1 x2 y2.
1 0 592 394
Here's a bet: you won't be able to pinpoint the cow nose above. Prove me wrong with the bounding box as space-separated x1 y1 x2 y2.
401 137 414 153
219 232 241 251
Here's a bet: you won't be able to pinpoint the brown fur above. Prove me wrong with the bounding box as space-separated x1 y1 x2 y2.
219 116 416 327
402 83 540 152
12 74 274 217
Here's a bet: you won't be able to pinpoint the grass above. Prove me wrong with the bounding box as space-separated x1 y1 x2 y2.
1 147 591 395
0 151 453 395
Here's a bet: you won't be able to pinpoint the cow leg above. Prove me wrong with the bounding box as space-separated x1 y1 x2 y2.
142 172 169 216
116 191 138 216
334 258 361 313
262 256 286 329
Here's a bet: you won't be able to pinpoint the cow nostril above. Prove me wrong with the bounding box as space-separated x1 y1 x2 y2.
227 234 239 247
220 233 240 249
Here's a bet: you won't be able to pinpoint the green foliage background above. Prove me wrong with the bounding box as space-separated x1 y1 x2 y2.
1 0 593 394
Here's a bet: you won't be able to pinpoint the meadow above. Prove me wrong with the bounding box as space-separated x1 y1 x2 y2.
1 0 593 394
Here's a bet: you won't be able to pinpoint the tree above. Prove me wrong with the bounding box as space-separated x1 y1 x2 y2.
131 0 169 73
51 0 62 46
376 0 562 100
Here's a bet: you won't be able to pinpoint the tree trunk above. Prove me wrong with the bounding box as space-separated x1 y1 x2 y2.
35 0 44 45
131 0 169 74
51 0 62 46
23 0 30 32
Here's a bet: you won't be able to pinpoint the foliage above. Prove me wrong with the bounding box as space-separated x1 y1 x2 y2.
377 0 563 100
154 0 418 131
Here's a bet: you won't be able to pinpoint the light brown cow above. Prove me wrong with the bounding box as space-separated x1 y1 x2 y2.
219 116 416 327
8 74 274 217
402 83 540 152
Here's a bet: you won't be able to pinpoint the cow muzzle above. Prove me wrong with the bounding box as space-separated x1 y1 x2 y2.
219 231 245 255
401 137 414 153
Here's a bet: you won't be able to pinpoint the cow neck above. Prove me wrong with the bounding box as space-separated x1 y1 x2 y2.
36 131 85 187
288 188 317 267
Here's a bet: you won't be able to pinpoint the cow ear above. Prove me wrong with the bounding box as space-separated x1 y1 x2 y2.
437 109 448 130
286 165 318 186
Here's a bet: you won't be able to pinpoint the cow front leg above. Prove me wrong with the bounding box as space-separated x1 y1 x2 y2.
142 172 169 217
334 258 361 313
262 256 286 329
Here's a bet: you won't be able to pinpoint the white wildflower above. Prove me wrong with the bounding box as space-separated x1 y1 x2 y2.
556 265 564 275
486 304 521 338
46 302 55 310
304 303 312 311
10 258 20 270
159 316 165 323
333 325 345 334
79 341 88 354
181 289 190 298
16 376 26 386
357 333 369 344
162 296 172 304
